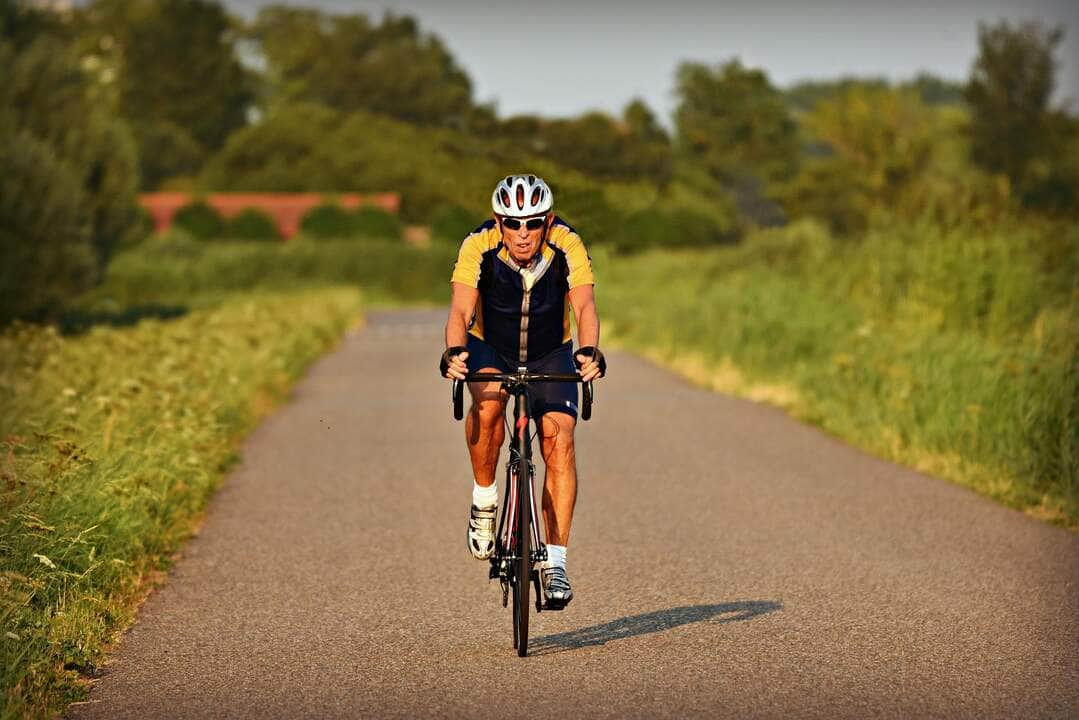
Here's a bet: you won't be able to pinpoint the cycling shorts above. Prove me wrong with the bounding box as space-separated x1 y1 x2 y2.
465 335 579 420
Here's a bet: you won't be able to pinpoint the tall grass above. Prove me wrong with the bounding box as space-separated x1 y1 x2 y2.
0 288 361 719
599 216 1078 525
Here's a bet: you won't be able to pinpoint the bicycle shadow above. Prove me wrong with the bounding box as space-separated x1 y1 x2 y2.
529 600 782 656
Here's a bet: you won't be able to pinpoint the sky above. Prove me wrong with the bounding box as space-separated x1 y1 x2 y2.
226 0 1079 123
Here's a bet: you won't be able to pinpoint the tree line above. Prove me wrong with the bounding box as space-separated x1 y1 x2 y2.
2 0 1076 324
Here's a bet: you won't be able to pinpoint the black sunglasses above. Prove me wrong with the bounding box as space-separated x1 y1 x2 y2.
501 215 547 231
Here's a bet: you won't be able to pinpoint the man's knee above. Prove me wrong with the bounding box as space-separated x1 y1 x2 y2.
471 398 504 425
540 413 576 456
468 369 506 425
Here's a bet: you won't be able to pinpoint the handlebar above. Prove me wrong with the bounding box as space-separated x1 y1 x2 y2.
451 372 595 422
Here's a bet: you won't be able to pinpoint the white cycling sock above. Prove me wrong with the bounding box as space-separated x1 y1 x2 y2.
546 544 567 568
472 480 498 508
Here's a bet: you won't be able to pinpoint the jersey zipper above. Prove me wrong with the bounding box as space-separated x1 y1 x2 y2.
518 287 531 362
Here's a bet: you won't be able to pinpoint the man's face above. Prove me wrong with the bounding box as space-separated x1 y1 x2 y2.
498 213 551 265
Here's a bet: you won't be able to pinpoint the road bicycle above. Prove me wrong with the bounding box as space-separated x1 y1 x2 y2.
451 369 593 657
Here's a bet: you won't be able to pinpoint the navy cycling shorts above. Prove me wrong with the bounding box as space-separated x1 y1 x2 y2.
465 335 579 420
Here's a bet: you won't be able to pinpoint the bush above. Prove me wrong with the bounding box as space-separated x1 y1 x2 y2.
430 204 478 243
0 132 96 324
81 236 457 309
173 201 224 239
114 205 156 253
1 33 141 323
611 207 737 254
554 186 624 246
352 206 402 238
300 203 354 239
224 208 281 240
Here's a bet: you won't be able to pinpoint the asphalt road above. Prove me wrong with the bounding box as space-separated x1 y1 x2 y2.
68 309 1079 719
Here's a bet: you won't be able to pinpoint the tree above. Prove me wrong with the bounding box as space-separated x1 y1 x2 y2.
674 60 798 224
965 21 1066 200
784 76 890 113
804 85 935 202
903 73 964 107
0 133 96 324
1 4 141 323
198 103 497 221
621 99 673 185
78 0 253 188
251 7 475 129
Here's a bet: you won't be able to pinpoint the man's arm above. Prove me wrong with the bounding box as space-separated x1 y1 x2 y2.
443 282 479 379
568 284 603 381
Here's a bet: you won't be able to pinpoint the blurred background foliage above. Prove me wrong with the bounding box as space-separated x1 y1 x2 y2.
5 1 1076 321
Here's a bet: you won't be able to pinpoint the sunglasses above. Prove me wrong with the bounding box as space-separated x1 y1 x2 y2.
500 215 547 231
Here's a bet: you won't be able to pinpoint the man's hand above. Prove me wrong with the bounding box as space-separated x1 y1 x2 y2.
440 346 470 380
574 346 606 382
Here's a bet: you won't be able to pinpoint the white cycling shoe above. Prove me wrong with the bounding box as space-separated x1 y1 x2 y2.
541 564 573 610
467 504 497 560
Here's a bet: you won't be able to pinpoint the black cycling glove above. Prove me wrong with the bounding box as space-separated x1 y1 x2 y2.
574 346 607 378
440 345 467 377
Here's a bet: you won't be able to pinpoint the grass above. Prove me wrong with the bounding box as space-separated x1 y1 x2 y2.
0 287 361 719
597 215 1078 526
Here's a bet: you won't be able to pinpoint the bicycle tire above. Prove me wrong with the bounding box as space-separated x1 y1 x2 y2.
513 459 531 657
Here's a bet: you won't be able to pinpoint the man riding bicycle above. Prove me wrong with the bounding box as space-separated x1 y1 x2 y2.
441 174 605 610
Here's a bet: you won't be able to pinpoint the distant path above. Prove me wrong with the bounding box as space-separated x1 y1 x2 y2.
69 309 1079 718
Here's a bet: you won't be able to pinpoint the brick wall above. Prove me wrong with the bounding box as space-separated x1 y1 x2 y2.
140 192 401 239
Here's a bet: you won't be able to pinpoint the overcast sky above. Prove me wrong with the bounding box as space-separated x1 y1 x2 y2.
226 0 1078 123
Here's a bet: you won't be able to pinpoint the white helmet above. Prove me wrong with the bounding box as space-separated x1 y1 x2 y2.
491 174 554 217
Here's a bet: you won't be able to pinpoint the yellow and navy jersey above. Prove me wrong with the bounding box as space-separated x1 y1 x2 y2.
451 216 595 363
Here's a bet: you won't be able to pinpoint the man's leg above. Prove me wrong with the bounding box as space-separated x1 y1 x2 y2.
463 370 506 560
465 370 507 486
538 411 577 609
539 411 578 545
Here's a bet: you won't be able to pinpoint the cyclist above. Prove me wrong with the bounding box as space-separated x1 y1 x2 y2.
440 174 605 610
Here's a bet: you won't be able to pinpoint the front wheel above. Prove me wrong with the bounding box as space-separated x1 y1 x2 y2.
512 462 531 656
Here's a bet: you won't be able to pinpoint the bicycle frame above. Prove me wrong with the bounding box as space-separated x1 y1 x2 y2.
492 382 545 611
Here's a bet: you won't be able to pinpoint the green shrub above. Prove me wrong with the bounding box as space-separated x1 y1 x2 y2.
173 200 224 239
81 236 457 309
611 207 737 254
300 203 354 239
555 187 624 246
0 132 96 325
430 204 478 243
224 208 281 240
352 206 402 239
114 205 156 253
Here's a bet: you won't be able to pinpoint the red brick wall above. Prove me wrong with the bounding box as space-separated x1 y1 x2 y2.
140 192 401 239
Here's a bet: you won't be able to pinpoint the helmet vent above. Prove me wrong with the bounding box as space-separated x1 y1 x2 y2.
500 188 511 208
516 184 525 210
531 187 542 206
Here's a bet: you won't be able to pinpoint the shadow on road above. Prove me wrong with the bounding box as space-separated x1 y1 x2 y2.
529 600 782 655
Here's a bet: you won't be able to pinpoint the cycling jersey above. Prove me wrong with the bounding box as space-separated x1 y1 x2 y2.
451 216 594 363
